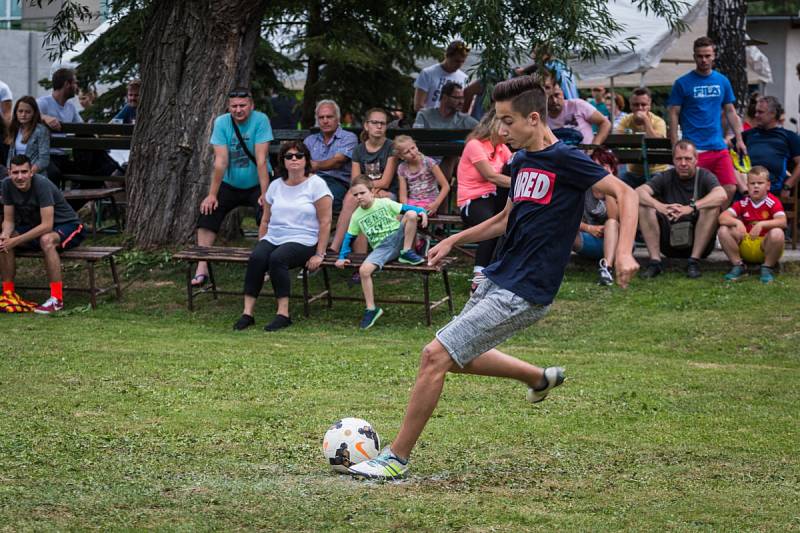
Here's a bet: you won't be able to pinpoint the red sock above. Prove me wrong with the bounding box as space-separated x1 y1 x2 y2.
2 281 14 293
50 281 63 300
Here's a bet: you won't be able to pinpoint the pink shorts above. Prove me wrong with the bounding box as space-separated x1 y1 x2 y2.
697 150 736 186
406 198 434 209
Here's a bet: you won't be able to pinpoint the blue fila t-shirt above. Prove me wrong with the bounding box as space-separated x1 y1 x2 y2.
668 70 735 151
483 141 608 305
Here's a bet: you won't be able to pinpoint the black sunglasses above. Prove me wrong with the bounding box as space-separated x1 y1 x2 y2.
283 152 305 160
228 90 251 98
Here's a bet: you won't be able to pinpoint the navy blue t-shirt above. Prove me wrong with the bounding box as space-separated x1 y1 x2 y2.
483 141 608 304
742 127 800 193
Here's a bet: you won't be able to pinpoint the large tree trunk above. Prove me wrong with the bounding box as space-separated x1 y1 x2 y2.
708 0 748 114
126 0 268 247
300 1 323 128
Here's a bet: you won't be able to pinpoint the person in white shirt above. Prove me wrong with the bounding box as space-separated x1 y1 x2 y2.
0 79 12 126
233 140 333 333
413 40 469 112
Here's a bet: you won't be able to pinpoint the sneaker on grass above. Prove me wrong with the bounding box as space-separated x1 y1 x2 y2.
640 260 663 279
359 307 383 329
724 263 747 281
34 296 63 315
398 249 424 265
760 265 775 284
526 366 565 404
597 258 613 286
0 291 36 313
348 446 408 480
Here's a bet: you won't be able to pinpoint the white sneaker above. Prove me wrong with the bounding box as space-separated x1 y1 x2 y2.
597 258 613 286
348 446 409 480
527 367 565 403
34 296 64 314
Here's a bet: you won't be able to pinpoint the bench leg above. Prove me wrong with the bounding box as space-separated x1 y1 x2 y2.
442 269 454 315
90 201 98 238
186 263 194 312
323 267 333 308
208 263 218 300
302 267 310 317
87 261 97 309
109 255 122 300
423 273 431 326
110 196 123 232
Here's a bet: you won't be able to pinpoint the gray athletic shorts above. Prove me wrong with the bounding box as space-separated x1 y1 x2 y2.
364 223 405 269
436 278 550 367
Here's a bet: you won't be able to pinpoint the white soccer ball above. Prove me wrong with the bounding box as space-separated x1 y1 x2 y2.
322 417 381 474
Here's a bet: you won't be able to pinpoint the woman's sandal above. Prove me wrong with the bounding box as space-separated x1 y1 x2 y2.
191 273 209 287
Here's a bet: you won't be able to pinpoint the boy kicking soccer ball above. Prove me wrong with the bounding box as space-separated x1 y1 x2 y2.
348 76 640 480
718 165 786 283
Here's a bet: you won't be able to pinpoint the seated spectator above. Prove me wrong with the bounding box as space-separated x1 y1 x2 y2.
388 109 413 129
38 68 119 188
572 147 622 286
607 92 628 130
394 135 450 215
269 91 301 129
0 155 86 314
193 87 272 286
587 86 610 119
414 40 469 112
455 109 511 292
543 76 610 146
742 91 759 131
0 78 12 126
233 141 332 332
5 96 50 176
718 166 786 284
303 99 358 212
330 108 399 255
413 81 478 130
78 87 97 112
743 96 800 200
112 79 140 124
614 87 670 188
637 140 727 279
335 176 427 329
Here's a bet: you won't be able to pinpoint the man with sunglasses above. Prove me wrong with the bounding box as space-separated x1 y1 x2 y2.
192 87 273 286
413 82 478 130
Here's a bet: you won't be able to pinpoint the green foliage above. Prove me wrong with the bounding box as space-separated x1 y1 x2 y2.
1 262 799 529
748 0 800 15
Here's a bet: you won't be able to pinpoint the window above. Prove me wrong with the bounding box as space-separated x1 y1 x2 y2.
0 0 22 28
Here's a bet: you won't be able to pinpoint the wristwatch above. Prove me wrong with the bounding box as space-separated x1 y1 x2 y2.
689 200 697 213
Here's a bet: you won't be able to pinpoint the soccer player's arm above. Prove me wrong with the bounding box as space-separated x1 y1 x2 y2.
10 206 55 249
427 198 511 266
592 175 639 287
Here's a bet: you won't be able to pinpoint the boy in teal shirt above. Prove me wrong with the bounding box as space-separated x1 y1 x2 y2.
335 176 427 329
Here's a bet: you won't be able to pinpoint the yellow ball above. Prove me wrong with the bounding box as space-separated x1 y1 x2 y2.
739 235 765 264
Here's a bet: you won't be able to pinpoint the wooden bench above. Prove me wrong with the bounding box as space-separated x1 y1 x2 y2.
51 122 132 187
15 246 124 308
172 246 331 315
173 246 457 325
583 134 673 181
63 188 125 236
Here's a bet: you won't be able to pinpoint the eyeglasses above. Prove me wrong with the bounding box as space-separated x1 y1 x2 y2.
366 120 387 126
228 90 251 98
283 152 305 160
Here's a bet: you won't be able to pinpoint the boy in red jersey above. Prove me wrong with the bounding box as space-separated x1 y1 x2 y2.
718 166 786 283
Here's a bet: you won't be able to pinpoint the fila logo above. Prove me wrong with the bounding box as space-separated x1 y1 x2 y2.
513 168 555 204
693 85 721 98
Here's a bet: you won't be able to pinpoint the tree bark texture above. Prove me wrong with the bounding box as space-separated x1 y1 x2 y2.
708 0 748 113
126 0 268 247
301 1 323 128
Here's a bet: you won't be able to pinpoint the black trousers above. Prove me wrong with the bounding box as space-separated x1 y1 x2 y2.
460 192 506 268
243 240 317 299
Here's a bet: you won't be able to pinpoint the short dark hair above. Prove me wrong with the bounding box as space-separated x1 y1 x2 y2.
441 81 463 98
693 36 715 51
277 140 312 179
445 40 469 57
492 76 547 119
631 87 651 99
673 139 697 155
52 68 75 90
9 154 32 167
350 175 374 190
758 95 784 119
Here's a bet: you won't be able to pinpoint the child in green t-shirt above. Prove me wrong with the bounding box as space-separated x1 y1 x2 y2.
335 176 428 329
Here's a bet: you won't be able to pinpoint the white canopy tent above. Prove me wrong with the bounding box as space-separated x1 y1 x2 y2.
571 0 772 88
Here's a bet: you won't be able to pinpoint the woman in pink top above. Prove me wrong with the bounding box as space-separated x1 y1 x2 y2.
455 110 512 291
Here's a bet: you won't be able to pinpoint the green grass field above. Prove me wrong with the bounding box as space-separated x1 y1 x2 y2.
2 252 799 531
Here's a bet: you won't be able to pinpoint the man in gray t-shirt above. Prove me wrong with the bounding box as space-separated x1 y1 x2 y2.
413 82 478 130
0 155 85 313
636 140 727 277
